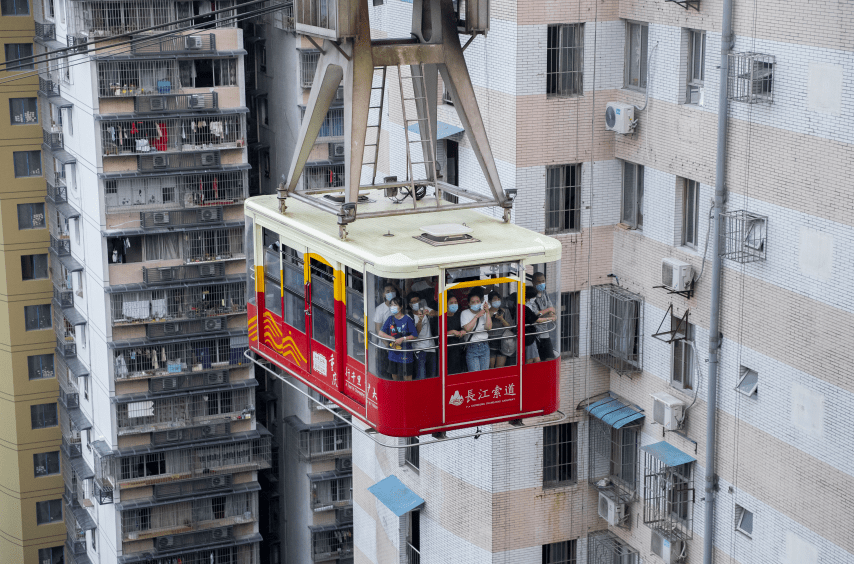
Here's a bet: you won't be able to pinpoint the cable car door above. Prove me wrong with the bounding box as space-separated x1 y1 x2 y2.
305 254 338 391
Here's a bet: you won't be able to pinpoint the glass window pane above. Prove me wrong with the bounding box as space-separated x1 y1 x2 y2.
10 97 38 124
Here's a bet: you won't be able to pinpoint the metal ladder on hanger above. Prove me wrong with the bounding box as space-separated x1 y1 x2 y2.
362 67 387 185
397 63 439 206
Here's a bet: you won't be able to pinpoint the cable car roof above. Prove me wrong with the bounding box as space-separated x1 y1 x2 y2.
246 193 562 276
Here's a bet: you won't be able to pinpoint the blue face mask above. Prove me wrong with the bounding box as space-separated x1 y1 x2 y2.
491 301 502 309
389 306 399 315
536 283 546 292
410 303 420 311
385 291 396 301
470 303 482 312
448 304 459 313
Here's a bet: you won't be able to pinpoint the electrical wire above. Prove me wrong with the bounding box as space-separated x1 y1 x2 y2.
693 204 715 284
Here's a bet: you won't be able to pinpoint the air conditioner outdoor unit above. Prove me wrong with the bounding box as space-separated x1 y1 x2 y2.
329 142 345 159
605 102 636 134
335 458 352 471
157 267 174 281
152 155 168 168
185 35 204 49
207 372 226 385
198 208 221 222
200 152 217 165
163 323 181 335
165 429 183 442
156 536 175 550
150 97 165 110
211 527 228 539
210 475 228 488
187 95 202 108
651 391 685 431
201 425 214 435
598 491 626 526
161 377 179 391
661 258 693 292
199 264 218 277
651 530 685 564
153 212 170 225
204 319 222 331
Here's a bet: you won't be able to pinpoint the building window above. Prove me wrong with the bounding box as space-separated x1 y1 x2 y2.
543 422 576 487
735 505 753 537
62 55 70 82
24 304 52 331
38 547 64 564
119 453 166 480
258 43 267 73
545 164 581 234
560 291 579 357
682 179 700 248
17 202 45 230
671 316 695 390
4 43 34 69
9 97 37 124
0 0 29 16
624 21 649 91
13 150 42 177
262 149 270 178
407 510 421 563
28 353 54 380
91 526 97 550
620 161 643 229
546 24 583 97
21 253 48 280
31 402 58 429
34 451 60 477
686 30 706 104
405 436 419 470
543 539 577 564
736 366 758 398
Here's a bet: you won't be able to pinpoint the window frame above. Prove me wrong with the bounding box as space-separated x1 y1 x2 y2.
546 23 584 97
31 402 58 429
543 422 577 488
21 253 48 280
33 451 60 477
624 21 649 91
0 0 30 16
37 546 64 564
24 303 52 331
620 161 644 229
736 366 758 398
682 179 700 248
735 504 754 537
35 498 63 525
4 43 34 70
405 436 419 470
17 202 46 230
27 353 55 380
559 291 580 358
671 317 695 391
542 538 577 564
9 96 37 125
13 150 42 178
686 29 706 104
545 164 581 234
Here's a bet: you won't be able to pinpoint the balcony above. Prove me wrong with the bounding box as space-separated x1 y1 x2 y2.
35 21 56 40
286 416 352 461
54 285 74 309
310 524 354 562
117 542 260 564
39 75 61 96
132 33 217 55
138 151 224 173
58 366 81 409
143 263 226 284
60 403 92 458
111 281 246 328
309 470 352 510
304 162 345 190
113 334 249 381
47 178 68 203
135 92 219 114
116 388 254 435
106 170 247 215
140 207 224 229
101 115 243 158
43 127 64 151
50 234 71 256
151 421 232 446
148 371 229 394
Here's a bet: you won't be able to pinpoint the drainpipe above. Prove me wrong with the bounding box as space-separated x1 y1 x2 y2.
704 0 734 562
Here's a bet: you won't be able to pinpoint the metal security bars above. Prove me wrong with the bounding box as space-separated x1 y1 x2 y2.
285 417 353 461
310 525 353 562
588 417 640 501
132 32 217 54
543 422 577 487
310 472 353 509
110 282 246 326
120 543 259 564
115 388 254 433
121 491 257 540
97 59 180 97
143 263 227 284
136 92 219 113
101 115 243 156
721 210 767 263
69 1 237 37
299 50 320 88
185 227 244 262
295 0 339 35
113 335 249 380
590 284 644 375
303 163 344 189
642 449 694 541
105 170 246 213
315 107 344 142
545 164 581 234
546 24 583 97
728 52 775 104
586 531 640 564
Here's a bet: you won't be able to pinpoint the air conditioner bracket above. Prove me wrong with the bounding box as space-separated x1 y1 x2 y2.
664 0 700 10
651 304 690 344
652 283 694 300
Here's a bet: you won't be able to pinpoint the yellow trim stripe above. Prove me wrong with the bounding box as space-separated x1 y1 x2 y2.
445 276 519 291
255 265 265 293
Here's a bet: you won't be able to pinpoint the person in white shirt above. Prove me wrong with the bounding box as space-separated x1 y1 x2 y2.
408 292 436 379
373 283 398 379
459 289 492 372
526 273 557 361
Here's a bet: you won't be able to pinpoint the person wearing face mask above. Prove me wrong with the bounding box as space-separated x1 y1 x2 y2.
373 283 398 378
527 272 557 361
445 295 465 375
378 297 417 381
407 292 436 379
459 289 492 372
487 290 513 368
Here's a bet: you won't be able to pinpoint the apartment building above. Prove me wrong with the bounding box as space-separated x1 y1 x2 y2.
0 2 67 563
27 2 272 564
249 0 854 563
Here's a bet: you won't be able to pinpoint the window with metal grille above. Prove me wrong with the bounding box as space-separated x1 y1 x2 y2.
300 50 320 89
9 98 37 129
543 422 576 487
120 453 167 480
624 21 648 90
407 510 421 564
685 29 706 104
621 161 643 229
25 304 52 331
1 0 29 16
542 539 576 564
257 43 267 73
38 546 64 564
682 179 700 247
671 315 695 390
34 451 60 477
28 353 54 380
545 164 581 234
590 284 643 374
13 150 41 177
4 43 34 69
405 437 419 470
547 24 583 97
21 253 48 280
35 499 62 525
559 291 579 357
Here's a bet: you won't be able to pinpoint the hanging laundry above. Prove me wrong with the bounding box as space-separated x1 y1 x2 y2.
108 126 116 140
210 121 223 138
154 122 168 152
213 176 219 199
125 238 131 250
130 122 139 135
182 123 186 140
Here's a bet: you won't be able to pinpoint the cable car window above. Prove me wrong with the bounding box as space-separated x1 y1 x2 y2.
263 229 282 316
281 245 305 332
310 259 335 350
345 267 365 365
523 260 562 362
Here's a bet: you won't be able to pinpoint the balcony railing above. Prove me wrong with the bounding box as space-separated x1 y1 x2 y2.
135 92 219 114
43 127 64 151
146 318 234 339
59 386 80 410
286 416 352 461
111 281 246 327
133 32 216 54
116 389 254 435
57 336 77 359
151 421 232 446
310 525 354 563
102 115 243 158
47 179 67 203
50 234 71 256
142 263 226 285
39 75 61 96
62 433 83 458
106 170 247 215
407 542 421 564
54 285 74 309
149 371 230 394
113 334 249 381
35 21 56 40
140 207 224 229
310 472 352 510
304 163 344 190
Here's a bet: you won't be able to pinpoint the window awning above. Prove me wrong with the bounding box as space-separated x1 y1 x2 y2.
55 201 80 220
47 94 74 109
641 441 696 467
47 147 76 165
71 506 96 531
55 300 87 326
407 121 464 140
70 455 95 480
585 396 645 429
67 406 93 431
368 475 424 517
62 356 89 378
52 250 84 273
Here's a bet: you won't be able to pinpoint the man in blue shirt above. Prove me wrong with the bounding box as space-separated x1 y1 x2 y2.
378 297 417 381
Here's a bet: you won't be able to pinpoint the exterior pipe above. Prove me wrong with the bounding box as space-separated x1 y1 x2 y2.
704 0 734 563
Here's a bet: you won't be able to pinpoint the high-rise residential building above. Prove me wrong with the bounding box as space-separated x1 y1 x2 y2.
26 2 271 564
250 0 853 564
0 2 66 564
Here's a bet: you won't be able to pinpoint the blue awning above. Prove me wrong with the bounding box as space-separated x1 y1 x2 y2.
642 441 696 467
407 121 464 140
585 396 645 429
368 475 425 517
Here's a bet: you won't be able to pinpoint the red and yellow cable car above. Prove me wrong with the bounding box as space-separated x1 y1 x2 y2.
245 194 563 437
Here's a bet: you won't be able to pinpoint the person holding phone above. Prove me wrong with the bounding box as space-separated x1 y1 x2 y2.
487 290 513 368
460 290 492 372
446 295 465 375
408 292 436 380
378 297 417 381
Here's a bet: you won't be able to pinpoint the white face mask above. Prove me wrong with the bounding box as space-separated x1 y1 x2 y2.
410 303 420 311
491 301 502 309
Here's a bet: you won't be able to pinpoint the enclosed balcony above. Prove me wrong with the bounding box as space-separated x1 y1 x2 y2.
69 1 237 39
115 387 255 435
142 263 227 284
105 169 248 214
294 0 357 40
58 366 81 410
43 126 64 151
100 114 244 157
35 21 56 41
118 540 260 564
303 162 344 190
97 57 234 99
309 470 352 510
53 300 86 356
113 334 249 381
46 177 68 204
60 402 92 459
106 227 244 268
109 281 245 327
310 524 353 562
285 416 352 461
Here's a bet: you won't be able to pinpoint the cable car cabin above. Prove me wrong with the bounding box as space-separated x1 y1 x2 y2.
244 193 563 437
